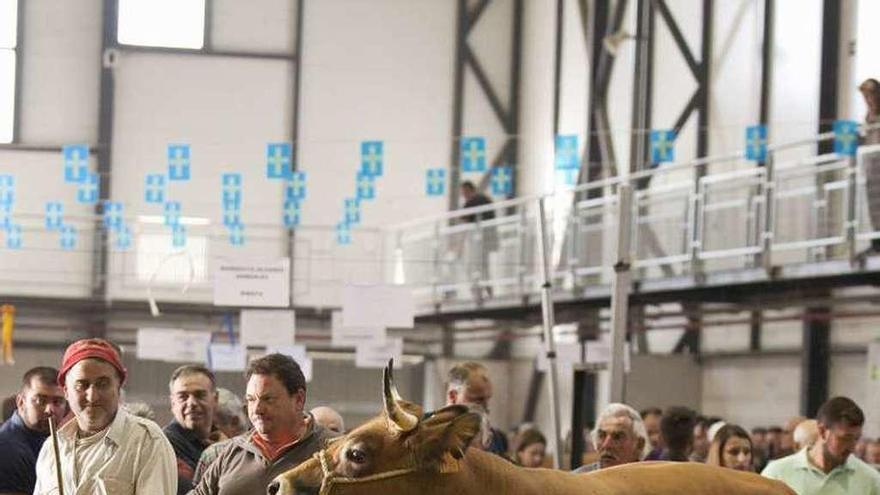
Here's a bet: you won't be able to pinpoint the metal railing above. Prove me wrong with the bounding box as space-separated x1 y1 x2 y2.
384 127 880 313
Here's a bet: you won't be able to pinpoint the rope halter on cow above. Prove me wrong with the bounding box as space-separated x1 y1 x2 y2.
315 448 418 495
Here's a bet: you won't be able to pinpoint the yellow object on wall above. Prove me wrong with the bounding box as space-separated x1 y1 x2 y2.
1 304 14 365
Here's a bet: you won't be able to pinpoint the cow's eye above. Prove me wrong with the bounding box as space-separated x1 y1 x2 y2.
346 448 367 464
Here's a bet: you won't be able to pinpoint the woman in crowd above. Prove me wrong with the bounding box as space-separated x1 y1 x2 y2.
513 428 547 468
706 424 754 472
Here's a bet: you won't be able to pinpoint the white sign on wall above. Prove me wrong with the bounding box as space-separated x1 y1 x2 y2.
331 310 386 348
536 342 582 372
137 328 212 364
213 257 290 307
208 343 247 371
342 284 414 328
241 310 296 347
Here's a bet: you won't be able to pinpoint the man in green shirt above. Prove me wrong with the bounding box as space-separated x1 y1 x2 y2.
762 396 880 494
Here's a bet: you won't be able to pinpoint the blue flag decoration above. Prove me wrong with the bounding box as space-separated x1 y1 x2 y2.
172 225 186 248
62 144 89 183
145 174 166 203
221 173 242 209
0 175 14 206
5 224 21 249
45 202 64 230
283 199 301 228
229 224 245 246
103 201 123 232
266 142 293 179
336 222 352 245
426 169 446 196
356 172 375 200
167 144 191 181
556 169 577 186
360 141 384 177
223 210 242 228
285 171 307 201
60 225 76 251
77 172 99 204
490 166 513 196
0 204 11 230
164 201 181 227
833 120 859 157
650 129 676 164
116 225 132 250
344 198 361 225
460 137 487 173
745 125 768 162
555 135 579 170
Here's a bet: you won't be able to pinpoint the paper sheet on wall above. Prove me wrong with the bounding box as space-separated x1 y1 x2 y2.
213 257 290 307
267 344 312 382
536 342 582 372
333 329 386 348
241 310 295 347
342 284 414 328
331 310 386 348
137 328 211 364
208 343 247 371
355 337 403 369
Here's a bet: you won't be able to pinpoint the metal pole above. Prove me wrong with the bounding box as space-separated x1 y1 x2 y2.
536 196 563 469
609 184 632 402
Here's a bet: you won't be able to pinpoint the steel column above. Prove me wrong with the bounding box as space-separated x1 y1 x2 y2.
92 0 118 310
448 0 523 210
287 0 305 306
801 304 830 416
817 0 841 156
11 0 23 143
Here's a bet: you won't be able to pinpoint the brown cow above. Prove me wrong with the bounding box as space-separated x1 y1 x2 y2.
268 362 794 495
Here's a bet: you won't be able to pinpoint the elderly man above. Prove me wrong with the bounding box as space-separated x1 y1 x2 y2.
190 353 335 495
311 406 345 434
763 396 880 494
0 367 67 494
574 403 649 473
164 365 223 494
33 338 177 494
445 361 508 455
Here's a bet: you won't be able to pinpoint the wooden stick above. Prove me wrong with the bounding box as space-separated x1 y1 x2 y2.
48 416 65 495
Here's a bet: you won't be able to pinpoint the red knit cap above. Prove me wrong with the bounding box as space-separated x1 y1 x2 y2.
58 339 127 387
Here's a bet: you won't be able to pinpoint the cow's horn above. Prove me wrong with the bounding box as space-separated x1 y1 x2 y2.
384 358 418 432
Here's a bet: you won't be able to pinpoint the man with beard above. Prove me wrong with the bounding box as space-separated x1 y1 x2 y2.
32 338 177 494
190 353 334 495
164 365 223 494
0 367 67 494
574 403 649 472
762 396 880 494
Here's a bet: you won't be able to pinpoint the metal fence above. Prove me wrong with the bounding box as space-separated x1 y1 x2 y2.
384 128 880 313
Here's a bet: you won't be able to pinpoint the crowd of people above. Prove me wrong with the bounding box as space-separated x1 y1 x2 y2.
0 338 879 494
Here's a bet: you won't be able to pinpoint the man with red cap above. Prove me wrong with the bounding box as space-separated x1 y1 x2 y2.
33 338 177 494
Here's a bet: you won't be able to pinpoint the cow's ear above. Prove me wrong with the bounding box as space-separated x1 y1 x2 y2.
407 408 482 470
441 412 482 459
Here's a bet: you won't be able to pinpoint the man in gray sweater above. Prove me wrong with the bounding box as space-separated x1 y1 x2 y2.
189 353 335 495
